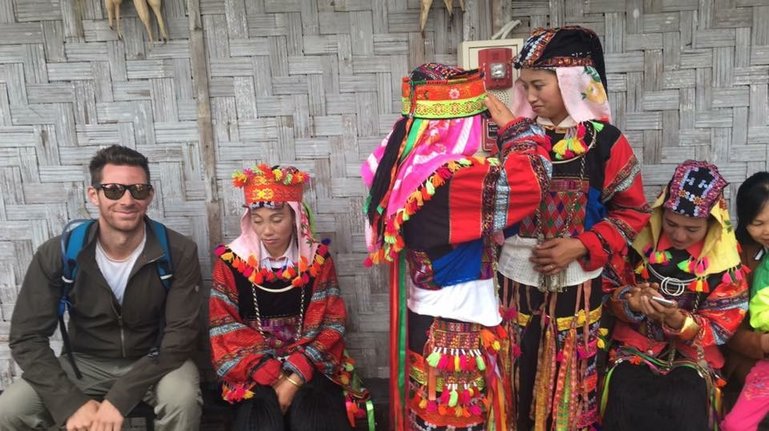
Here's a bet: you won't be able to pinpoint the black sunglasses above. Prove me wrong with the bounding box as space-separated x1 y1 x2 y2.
94 183 153 200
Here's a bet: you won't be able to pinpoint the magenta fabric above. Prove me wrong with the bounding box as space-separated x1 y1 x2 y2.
360 116 483 219
722 359 769 431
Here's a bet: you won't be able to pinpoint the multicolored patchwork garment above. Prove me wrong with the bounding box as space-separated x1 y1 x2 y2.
362 63 551 430
496 26 651 431
209 165 371 431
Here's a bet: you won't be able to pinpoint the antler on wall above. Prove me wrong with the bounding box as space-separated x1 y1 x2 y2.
105 0 169 42
420 0 466 32
134 0 169 43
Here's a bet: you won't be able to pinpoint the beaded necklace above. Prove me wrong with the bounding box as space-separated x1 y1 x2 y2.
215 243 330 339
215 243 328 288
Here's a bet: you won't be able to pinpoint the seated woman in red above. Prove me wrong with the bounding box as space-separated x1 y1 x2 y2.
209 165 369 431
602 160 749 431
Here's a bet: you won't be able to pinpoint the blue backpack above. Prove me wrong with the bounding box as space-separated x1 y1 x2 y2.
59 218 174 378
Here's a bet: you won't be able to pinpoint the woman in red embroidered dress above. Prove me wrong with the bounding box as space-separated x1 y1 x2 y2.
486 26 651 430
362 64 552 431
602 160 748 431
209 165 369 431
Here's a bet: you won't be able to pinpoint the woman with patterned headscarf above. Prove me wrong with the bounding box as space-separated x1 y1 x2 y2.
484 25 651 430
602 160 748 431
209 165 371 431
362 64 552 430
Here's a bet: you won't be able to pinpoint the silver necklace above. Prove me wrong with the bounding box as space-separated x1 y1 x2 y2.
646 264 696 297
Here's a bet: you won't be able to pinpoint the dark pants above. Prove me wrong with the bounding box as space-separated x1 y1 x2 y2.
232 375 353 431
602 362 709 431
500 276 604 431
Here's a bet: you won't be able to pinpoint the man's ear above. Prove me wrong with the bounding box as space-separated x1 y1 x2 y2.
87 186 99 206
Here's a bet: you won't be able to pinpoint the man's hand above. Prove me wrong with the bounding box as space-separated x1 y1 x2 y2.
530 238 587 275
273 374 302 414
66 399 100 431
90 399 124 431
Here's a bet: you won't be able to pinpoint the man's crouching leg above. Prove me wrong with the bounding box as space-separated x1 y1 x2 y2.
146 359 202 431
0 378 56 430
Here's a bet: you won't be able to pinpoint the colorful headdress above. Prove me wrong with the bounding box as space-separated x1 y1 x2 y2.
225 163 319 278
514 25 607 91
232 164 309 207
364 64 487 262
509 26 612 124
401 63 487 119
663 160 728 218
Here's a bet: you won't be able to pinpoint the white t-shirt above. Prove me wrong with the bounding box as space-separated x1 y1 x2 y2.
95 233 146 304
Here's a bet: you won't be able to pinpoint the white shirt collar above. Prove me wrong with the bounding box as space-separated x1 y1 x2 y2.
259 240 298 269
536 115 578 129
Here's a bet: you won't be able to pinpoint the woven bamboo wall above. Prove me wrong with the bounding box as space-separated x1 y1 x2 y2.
0 0 767 395
500 0 769 209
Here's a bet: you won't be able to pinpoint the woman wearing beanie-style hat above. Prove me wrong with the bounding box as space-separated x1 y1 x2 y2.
602 160 748 431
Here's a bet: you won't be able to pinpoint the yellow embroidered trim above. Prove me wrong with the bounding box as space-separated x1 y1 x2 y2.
516 306 602 331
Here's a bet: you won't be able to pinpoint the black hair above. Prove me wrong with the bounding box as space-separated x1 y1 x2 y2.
366 116 409 226
735 171 769 245
89 145 151 185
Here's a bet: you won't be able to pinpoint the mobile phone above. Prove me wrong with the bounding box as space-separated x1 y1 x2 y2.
651 296 676 307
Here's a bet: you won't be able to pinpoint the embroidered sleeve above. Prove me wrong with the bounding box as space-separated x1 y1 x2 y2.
603 250 647 322
578 132 650 270
287 255 347 381
487 116 551 233
692 276 749 347
209 259 282 387
429 154 549 245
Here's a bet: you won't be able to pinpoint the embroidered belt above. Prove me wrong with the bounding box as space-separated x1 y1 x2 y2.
514 305 602 331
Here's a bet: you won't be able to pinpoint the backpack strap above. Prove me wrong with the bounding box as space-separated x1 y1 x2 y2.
148 219 174 291
146 219 174 360
59 219 95 379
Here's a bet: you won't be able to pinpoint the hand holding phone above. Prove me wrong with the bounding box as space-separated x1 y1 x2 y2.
650 296 677 307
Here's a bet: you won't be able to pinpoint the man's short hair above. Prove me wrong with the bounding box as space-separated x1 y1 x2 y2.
89 145 151 185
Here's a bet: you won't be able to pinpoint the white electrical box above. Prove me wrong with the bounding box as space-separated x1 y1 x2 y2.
458 38 524 154
458 38 524 108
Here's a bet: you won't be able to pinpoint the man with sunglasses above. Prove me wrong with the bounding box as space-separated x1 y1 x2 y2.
0 145 203 431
